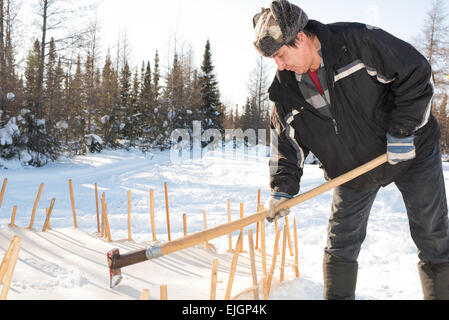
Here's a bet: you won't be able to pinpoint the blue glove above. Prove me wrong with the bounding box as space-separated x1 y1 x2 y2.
264 192 293 223
386 133 416 165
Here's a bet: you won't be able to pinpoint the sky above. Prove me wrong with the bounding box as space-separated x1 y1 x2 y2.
93 1 435 108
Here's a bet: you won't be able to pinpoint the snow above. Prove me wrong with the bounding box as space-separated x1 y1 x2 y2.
0 117 19 146
56 120 69 129
0 145 447 300
85 134 103 145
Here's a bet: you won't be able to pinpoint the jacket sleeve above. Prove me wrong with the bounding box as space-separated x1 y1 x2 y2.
269 102 309 196
358 26 434 138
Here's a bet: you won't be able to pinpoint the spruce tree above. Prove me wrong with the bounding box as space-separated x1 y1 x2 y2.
100 54 120 148
119 60 132 143
199 40 223 134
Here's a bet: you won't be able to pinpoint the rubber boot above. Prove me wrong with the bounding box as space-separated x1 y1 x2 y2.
418 261 449 300
323 252 358 300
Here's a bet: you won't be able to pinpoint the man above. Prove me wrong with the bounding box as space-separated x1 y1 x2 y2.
255 0 449 300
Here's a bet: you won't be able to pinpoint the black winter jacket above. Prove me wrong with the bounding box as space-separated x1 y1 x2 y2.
269 20 440 195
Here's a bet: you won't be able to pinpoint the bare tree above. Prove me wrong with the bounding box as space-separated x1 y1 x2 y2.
415 0 449 153
33 0 96 118
417 0 449 98
0 0 21 125
247 55 273 130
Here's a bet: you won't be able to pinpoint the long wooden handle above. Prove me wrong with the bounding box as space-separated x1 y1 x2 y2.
161 153 387 256
112 154 387 269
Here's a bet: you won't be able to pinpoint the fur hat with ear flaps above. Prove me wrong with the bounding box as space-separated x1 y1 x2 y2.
253 0 309 57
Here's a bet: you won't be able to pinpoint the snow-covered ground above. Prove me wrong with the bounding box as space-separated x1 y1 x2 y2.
1 146 447 300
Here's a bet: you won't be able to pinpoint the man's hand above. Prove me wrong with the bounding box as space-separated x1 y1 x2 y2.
387 133 416 165
264 192 293 223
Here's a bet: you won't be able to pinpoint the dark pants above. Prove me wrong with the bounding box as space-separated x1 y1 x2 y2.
325 142 449 264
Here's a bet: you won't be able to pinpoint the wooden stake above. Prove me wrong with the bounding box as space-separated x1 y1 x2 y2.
127 190 132 241
260 205 267 279
140 289 150 300
101 194 112 242
227 199 232 253
95 183 100 233
27 183 44 230
280 224 287 283
225 232 243 300
210 259 219 300
285 216 293 257
164 182 171 241
203 209 209 249
0 236 21 300
293 217 300 278
160 285 168 300
262 277 268 300
183 214 187 236
255 189 261 250
0 236 20 284
247 230 259 300
267 228 282 296
149 189 157 241
8 206 17 228
239 203 245 253
100 193 105 237
0 178 7 208
68 179 78 228
42 198 56 232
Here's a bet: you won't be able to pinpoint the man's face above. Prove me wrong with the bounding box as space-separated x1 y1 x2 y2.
271 33 314 74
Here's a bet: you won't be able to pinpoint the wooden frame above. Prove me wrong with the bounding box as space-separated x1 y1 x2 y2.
0 178 7 208
101 193 112 242
225 232 243 300
280 224 287 283
262 276 268 300
164 182 171 241
150 189 157 241
183 214 188 236
285 216 293 257
227 199 232 253
95 183 100 233
259 205 267 279
42 198 56 232
68 179 78 228
210 259 218 300
203 210 209 248
0 236 22 300
140 289 150 300
100 193 105 237
266 228 282 296
160 285 168 300
247 230 259 300
293 217 300 278
255 189 261 250
27 183 44 230
127 190 132 241
239 203 245 253
8 206 17 228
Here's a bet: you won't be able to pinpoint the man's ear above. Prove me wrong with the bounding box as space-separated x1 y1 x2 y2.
296 32 305 43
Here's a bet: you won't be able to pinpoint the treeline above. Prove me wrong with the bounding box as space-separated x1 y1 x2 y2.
2 1 448 168
0 1 272 167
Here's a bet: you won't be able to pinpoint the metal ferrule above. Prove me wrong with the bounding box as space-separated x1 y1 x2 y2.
145 245 163 260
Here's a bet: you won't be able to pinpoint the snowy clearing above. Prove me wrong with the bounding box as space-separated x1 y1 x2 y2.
1 146 447 300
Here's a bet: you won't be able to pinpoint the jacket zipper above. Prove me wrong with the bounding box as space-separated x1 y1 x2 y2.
327 71 339 135
332 119 339 135
320 89 339 136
